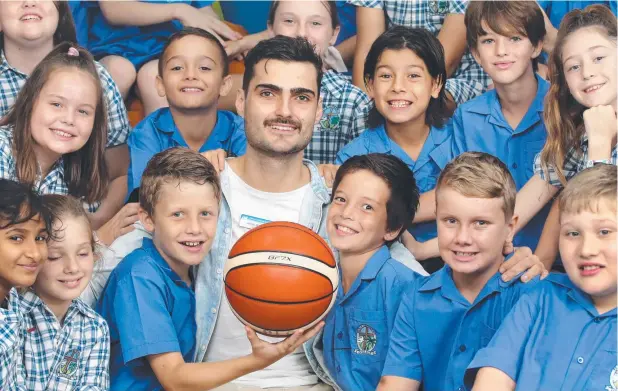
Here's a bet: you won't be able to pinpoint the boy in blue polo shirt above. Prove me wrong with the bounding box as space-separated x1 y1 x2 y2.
97 148 321 391
127 27 247 200
376 152 539 391
306 153 421 391
466 164 617 391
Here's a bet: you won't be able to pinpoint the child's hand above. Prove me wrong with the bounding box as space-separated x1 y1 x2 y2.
201 149 227 173
95 203 140 246
246 323 324 369
317 164 340 188
583 105 617 149
176 5 242 43
500 246 549 283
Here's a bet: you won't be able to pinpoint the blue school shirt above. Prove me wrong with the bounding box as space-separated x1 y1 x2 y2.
219 1 270 34
322 246 418 391
335 1 357 45
465 273 617 391
336 124 453 243
382 266 538 391
127 107 247 196
96 238 197 391
451 75 550 251
87 1 214 68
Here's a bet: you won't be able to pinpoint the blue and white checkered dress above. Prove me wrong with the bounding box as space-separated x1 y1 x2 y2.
348 0 490 104
17 290 110 390
0 51 130 148
0 288 24 391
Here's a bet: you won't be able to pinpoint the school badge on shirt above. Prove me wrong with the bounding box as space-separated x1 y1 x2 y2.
319 106 341 131
607 365 618 391
429 0 449 14
354 324 377 356
57 348 80 379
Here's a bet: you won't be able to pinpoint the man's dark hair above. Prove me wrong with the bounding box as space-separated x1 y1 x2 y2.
242 36 323 97
331 154 420 245
158 27 230 77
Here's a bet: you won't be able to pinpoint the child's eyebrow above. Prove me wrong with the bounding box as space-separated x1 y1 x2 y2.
166 55 217 65
563 45 609 63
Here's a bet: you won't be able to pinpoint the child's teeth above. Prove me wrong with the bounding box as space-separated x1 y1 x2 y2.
583 265 599 270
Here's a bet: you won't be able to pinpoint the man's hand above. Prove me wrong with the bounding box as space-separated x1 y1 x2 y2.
201 149 227 172
317 164 340 188
95 203 140 246
500 246 549 283
247 322 324 368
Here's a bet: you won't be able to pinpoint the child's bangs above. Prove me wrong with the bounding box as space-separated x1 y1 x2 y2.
560 195 617 219
0 202 42 230
482 14 528 41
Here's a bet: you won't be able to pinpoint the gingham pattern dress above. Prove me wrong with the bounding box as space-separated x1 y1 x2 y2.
18 290 110 390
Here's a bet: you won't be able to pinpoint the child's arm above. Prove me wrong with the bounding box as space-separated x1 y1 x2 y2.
89 146 130 231
377 376 421 391
75 321 111 390
98 1 240 41
583 105 617 161
352 5 386 90
471 368 516 391
436 13 468 78
413 190 437 223
147 325 321 391
536 2 558 53
513 174 559 236
534 201 560 270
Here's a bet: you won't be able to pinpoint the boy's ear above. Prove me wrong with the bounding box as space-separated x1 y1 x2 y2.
384 227 402 243
314 96 324 125
431 77 443 99
470 46 481 66
329 25 341 47
505 213 519 244
365 77 375 100
155 75 166 98
235 89 246 118
219 74 233 98
531 40 543 60
138 207 155 234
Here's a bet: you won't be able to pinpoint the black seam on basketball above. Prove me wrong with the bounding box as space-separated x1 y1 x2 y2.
225 278 335 305
234 223 333 257
225 262 335 293
227 249 335 268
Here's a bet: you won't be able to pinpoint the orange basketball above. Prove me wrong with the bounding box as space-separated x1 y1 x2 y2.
224 221 339 337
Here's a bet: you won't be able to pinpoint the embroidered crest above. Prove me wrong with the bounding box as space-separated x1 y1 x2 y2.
57 348 80 379
319 106 341 130
429 0 449 14
354 324 377 355
606 365 618 391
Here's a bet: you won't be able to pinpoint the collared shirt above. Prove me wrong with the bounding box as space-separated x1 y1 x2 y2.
96 238 197 391
0 288 25 391
465 273 617 391
383 266 538 391
322 246 418 391
305 70 372 164
452 75 550 251
0 128 100 213
0 51 130 148
336 124 453 243
18 290 110 391
347 0 489 104
534 135 618 189
127 107 247 196
86 1 213 68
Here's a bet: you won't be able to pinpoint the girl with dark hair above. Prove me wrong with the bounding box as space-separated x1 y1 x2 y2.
0 0 135 238
335 26 453 273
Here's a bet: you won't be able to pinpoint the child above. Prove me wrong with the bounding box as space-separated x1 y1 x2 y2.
20 194 109 389
0 44 112 228
219 0 372 164
336 26 453 274
86 1 242 115
127 27 247 200
0 179 51 389
96 147 322 391
0 1 133 231
305 153 421 391
514 5 617 265
467 164 617 391
376 152 538 391
350 0 490 106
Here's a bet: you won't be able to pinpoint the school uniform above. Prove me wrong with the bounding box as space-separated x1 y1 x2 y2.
451 75 551 251
0 51 130 149
305 70 372 164
19 290 110 390
87 0 214 68
320 246 418 391
0 288 24 391
96 238 197 391
127 107 247 196
382 265 538 391
348 0 489 104
465 273 617 391
336 124 453 244
0 128 100 213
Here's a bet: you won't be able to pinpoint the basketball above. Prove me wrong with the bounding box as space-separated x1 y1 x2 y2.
224 221 339 337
